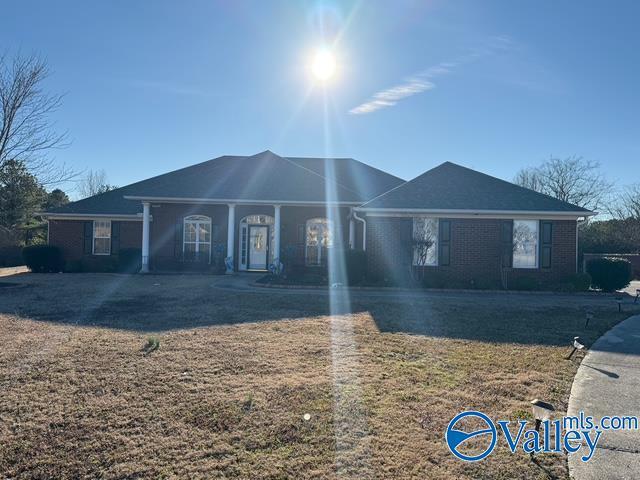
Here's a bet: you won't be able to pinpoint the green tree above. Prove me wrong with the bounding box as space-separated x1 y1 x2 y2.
44 188 70 210
0 159 45 231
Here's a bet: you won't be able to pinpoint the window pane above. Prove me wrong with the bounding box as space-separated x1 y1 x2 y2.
94 237 110 255
412 217 438 266
198 223 210 243
185 223 196 242
513 220 538 268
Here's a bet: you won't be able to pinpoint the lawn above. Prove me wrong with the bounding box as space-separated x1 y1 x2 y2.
0 273 637 479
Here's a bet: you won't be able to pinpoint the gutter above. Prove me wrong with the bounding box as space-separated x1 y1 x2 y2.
352 210 367 251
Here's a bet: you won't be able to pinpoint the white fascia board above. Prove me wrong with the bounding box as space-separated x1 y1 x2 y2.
40 212 148 221
357 208 594 220
123 195 361 206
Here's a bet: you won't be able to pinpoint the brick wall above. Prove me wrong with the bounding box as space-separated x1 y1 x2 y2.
48 220 142 262
366 216 577 287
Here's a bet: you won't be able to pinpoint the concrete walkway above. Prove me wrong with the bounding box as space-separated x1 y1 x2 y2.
568 314 640 479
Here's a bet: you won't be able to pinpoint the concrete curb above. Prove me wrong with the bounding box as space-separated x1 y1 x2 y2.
567 314 640 479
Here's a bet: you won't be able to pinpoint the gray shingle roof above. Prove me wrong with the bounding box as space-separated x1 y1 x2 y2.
360 161 593 213
46 151 405 215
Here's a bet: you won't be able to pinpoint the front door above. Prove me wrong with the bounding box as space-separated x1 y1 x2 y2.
248 225 269 270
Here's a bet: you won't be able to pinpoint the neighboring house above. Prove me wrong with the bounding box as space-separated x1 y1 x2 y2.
43 150 593 285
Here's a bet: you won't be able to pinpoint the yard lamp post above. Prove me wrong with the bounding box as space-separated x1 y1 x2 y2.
530 399 555 432
616 297 623 313
566 336 585 360
635 289 640 304
584 311 593 328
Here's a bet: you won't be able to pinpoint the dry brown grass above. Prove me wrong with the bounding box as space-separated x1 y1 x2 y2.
0 273 637 479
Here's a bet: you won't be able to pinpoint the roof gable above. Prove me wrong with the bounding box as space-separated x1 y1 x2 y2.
360 162 593 214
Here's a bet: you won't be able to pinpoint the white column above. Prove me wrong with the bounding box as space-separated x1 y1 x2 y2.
226 204 236 273
349 215 356 249
141 202 150 273
273 205 281 264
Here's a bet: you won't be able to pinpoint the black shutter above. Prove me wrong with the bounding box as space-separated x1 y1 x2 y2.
501 220 513 268
297 224 305 244
83 221 93 254
439 219 451 266
212 224 220 243
111 221 120 255
174 218 183 259
540 221 552 268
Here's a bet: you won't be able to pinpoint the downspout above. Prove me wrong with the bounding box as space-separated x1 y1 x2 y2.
352 209 367 251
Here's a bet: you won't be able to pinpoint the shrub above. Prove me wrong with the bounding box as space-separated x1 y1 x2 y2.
470 277 501 290
566 272 592 292
79 255 119 273
22 245 64 273
0 245 24 267
586 257 633 292
509 277 540 291
344 249 367 285
118 248 141 273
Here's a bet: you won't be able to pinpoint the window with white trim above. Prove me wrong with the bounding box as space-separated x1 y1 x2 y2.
93 220 111 255
183 215 211 262
513 220 538 268
412 217 438 266
305 218 333 266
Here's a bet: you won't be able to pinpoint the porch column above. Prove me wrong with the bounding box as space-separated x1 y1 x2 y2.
349 214 356 249
273 205 281 264
226 204 236 273
141 202 150 273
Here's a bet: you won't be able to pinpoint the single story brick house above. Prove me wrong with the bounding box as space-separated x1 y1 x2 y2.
43 150 593 286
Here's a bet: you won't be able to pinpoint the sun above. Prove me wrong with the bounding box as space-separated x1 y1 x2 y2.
311 49 337 82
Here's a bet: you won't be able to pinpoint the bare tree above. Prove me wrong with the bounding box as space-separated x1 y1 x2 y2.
0 53 73 185
610 184 640 220
77 169 116 198
513 156 612 212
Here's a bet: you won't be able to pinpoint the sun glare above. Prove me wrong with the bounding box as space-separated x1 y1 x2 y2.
311 49 337 82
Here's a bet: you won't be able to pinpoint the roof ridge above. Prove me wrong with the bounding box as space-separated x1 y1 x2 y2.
358 162 445 207
273 152 364 197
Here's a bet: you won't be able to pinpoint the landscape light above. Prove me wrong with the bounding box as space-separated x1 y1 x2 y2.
566 336 585 360
616 297 623 312
530 399 555 431
635 289 639 304
584 311 593 328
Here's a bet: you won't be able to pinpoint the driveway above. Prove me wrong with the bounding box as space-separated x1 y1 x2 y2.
568 314 640 479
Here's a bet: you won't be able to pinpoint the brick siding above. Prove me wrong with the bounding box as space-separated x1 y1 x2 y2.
366 216 577 287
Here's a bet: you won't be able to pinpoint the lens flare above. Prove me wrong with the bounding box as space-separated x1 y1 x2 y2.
311 49 337 81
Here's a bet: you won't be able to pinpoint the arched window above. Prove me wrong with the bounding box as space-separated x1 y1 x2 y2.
305 218 333 266
183 215 211 262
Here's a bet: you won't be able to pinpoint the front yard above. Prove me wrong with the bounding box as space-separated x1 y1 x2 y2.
0 273 637 479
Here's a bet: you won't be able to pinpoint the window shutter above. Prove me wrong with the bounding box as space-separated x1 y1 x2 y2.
111 221 120 255
540 221 552 268
174 219 183 259
297 224 305 244
83 221 93 254
438 219 451 266
212 224 220 243
501 220 513 268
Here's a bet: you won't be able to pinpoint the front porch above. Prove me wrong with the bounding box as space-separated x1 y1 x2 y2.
139 202 363 274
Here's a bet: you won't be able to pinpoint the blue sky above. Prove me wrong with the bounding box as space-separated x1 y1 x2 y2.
3 0 639 196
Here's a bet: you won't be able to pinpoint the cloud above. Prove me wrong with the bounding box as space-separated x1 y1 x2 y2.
349 36 512 115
